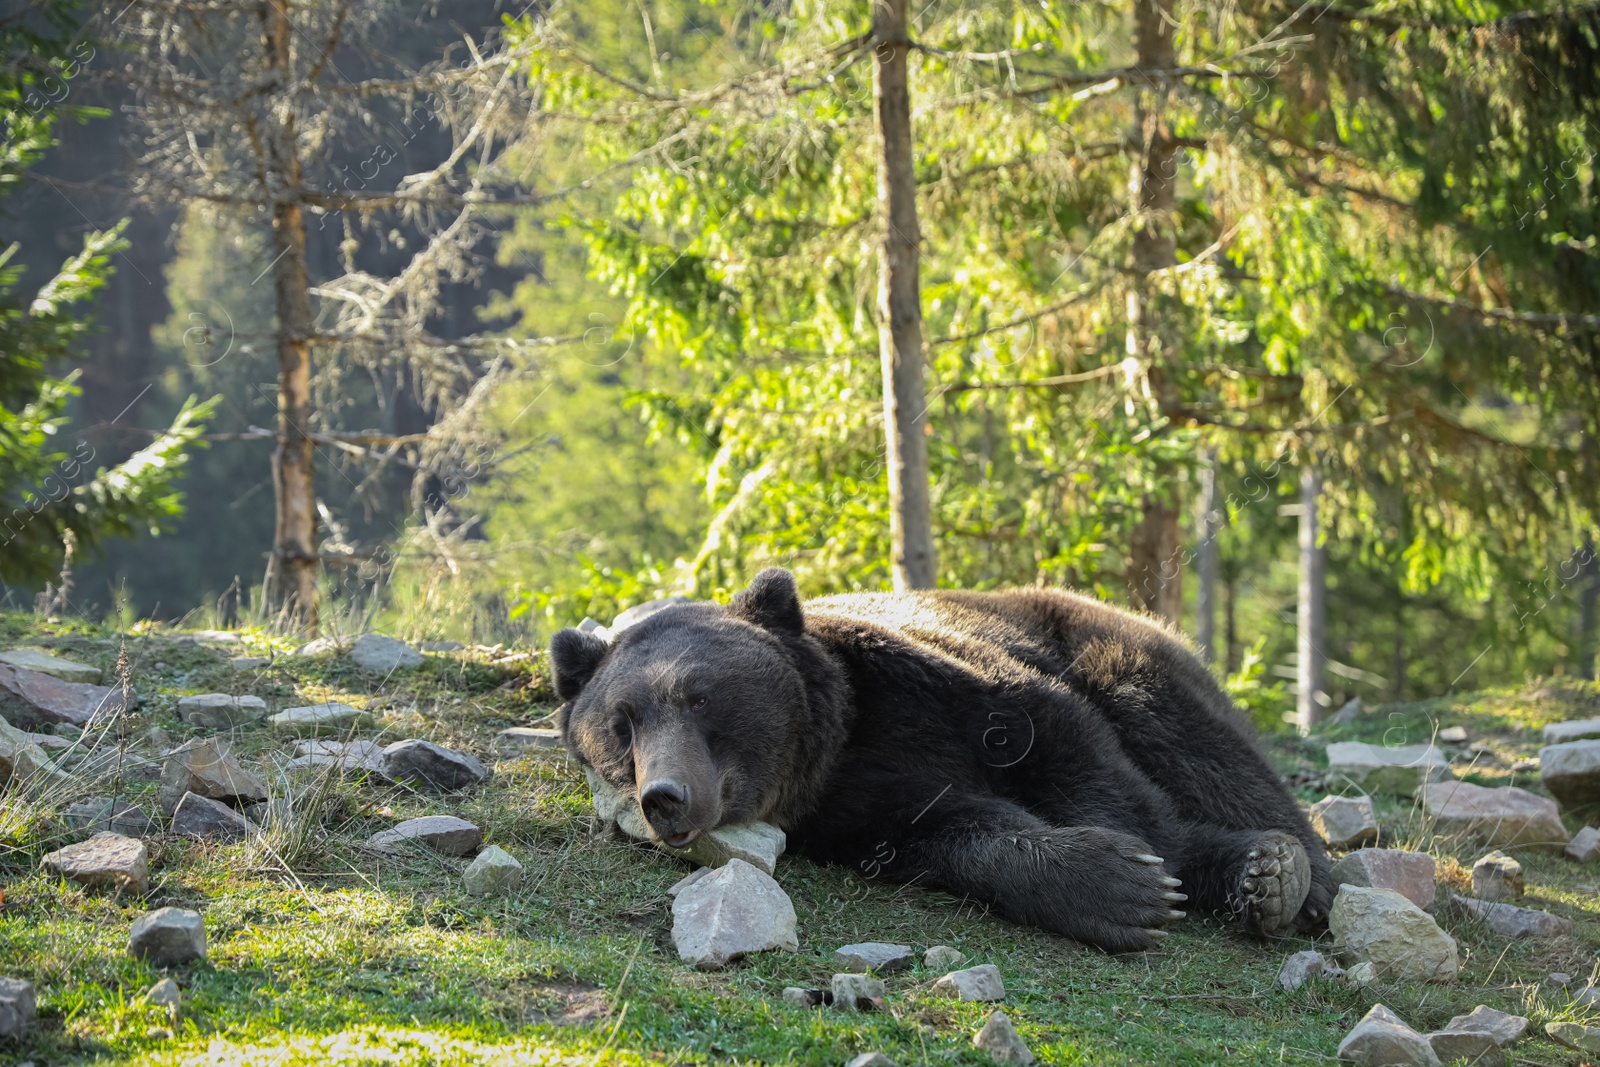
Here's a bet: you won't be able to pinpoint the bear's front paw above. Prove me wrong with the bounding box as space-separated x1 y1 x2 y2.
1050 829 1189 954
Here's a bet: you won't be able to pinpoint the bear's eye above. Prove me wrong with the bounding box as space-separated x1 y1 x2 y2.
688 695 707 710
610 709 633 746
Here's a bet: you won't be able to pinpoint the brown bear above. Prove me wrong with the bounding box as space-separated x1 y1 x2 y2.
551 568 1333 952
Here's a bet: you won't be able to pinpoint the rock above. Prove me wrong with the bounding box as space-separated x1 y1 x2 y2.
1567 825 1600 861
576 617 611 640
1541 739 1600 809
421 641 465 652
1331 849 1437 910
924 945 968 971
1547 1021 1600 1053
0 648 100 683
128 907 206 966
834 942 914 973
782 987 826 1008
0 715 63 785
845 1055 897 1067
1545 717 1600 744
1425 1029 1501 1067
1328 697 1364 727
62 796 156 838
494 727 564 755
285 739 388 779
1337 1004 1440 1067
366 815 483 856
666 821 787 875
246 798 293 828
973 1010 1034 1065
1438 725 1468 744
586 767 654 840
611 597 691 633
158 739 267 814
934 964 1006 1002
0 663 134 730
1343 961 1378 988
143 976 181 1013
1326 741 1452 795
269 702 366 734
463 845 523 896
670 857 798 969
1548 971 1573 990
830 973 885 1010
1329 885 1458 983
0 976 36 1041
41 832 149 893
171 792 255 841
1277 950 1338 991
1416 781 1569 850
293 635 352 656
1441 1006 1528 1047
1452 894 1574 938
668 867 713 898
230 657 269 670
1470 851 1524 901
350 634 423 672
175 693 266 730
380 739 488 791
29 731 71 754
1310 795 1380 848
189 630 241 644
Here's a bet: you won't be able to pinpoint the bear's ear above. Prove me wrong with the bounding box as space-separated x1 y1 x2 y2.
549 628 609 702
729 567 804 634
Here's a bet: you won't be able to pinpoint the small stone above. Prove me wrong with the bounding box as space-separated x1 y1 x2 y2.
158 739 267 814
188 630 241 644
934 964 1006 1002
230 657 269 670
0 648 100 683
782 986 825 1008
1541 739 1600 809
0 663 134 730
1329 885 1458 983
1573 984 1600 1007
128 907 206 966
350 634 424 672
1310 795 1380 848
1426 1029 1501 1067
493 727 564 756
41 832 149 893
973 1010 1034 1065
62 796 156 838
665 821 788 875
1548 971 1573 989
366 815 483 856
830 973 885 1010
1545 718 1600 744
1567 825 1600 862
670 857 798 969
1416 781 1569 850
0 976 36 1040
269 702 366 734
834 942 914 973
611 597 691 633
0 716 64 785
29 731 71 754
285 739 388 779
1337 1004 1440 1066
420 641 465 652
1331 849 1437 910
576 617 611 640
1325 741 1452 795
463 845 523 896
845 1055 897 1067
293 635 352 656
1343 961 1378 988
170 792 255 841
142 977 181 1012
380 739 488 791
1470 851 1525 901
176 693 266 730
924 945 968 971
1277 950 1335 991
667 867 713 897
1441 1006 1528 1047
1452 893 1574 938
1438 726 1468 744
1547 1020 1600 1053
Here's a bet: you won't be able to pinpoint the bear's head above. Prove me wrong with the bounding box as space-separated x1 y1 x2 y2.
549 568 814 847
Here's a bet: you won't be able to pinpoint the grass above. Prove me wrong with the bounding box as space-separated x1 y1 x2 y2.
5 612 1600 1065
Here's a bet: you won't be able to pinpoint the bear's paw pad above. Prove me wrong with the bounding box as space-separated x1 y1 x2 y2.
1236 831 1311 937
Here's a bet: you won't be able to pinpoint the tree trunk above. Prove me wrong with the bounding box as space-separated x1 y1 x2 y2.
1579 535 1598 680
262 2 319 634
1224 570 1240 674
873 0 936 590
1296 464 1326 734
1125 0 1181 622
1194 446 1220 662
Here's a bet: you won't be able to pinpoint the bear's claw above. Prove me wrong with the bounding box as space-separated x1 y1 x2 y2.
1233 831 1311 937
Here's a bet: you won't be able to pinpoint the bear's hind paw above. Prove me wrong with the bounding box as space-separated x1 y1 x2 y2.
1232 831 1311 938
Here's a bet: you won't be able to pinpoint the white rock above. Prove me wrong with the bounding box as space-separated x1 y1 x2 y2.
1343 961 1378 988
1566 824 1600 862
973 1010 1034 1065
1471 851 1524 901
1453 893 1574 939
1331 849 1436 910
1416 781 1569 850
0 976 36 1041
782 987 825 1008
611 597 691 632
1545 717 1600 744
176 693 266 730
1441 1006 1528 1047
834 942 914 973
1329 885 1458 983
1326 742 1452 795
1438 726 1468 744
463 845 523 896
1336 1004 1440 1066
0 648 100 683
668 867 713 898
1542 739 1600 810
1310 795 1380 848
41 832 149 894
366 815 483 856
494 727 564 755
269 702 366 734
934 964 1005 1002
128 907 207 966
845 1055 897 1067
285 739 388 779
830 973 885 1010
667 821 787 875
293 635 352 656
350 634 423 671
1277 950 1336 991
924 945 968 971
670 858 797 969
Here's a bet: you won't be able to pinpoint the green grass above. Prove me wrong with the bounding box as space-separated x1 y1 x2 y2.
5 612 1600 1064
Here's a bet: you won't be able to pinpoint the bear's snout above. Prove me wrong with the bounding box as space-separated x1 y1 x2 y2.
641 778 691 825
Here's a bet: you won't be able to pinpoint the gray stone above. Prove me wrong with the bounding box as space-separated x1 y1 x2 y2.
0 648 100 683
668 867 713 898
41 832 149 893
62 796 156 838
421 641 465 652
143 977 181 1013
269 702 366 734
158 739 267 814
1470 851 1524 901
1329 885 1458 983
1548 971 1573 990
1328 697 1364 726
782 987 825 1008
350 634 423 672
934 964 1006 1002
0 976 36 1041
171 792 255 841
1326 741 1452 795
366 815 483 856
845 1055 897 1067
29 731 71 754
670 857 798 969
1342 961 1378 988
1425 1029 1503 1067
667 821 787 875
176 693 267 730
285 739 388 779
924 945 967 971
1545 717 1600 744
1438 726 1468 744
293 635 352 656
246 798 294 828
1277 950 1338 991
1541 739 1600 809
230 657 269 670
1416 781 1569 850
494 727 564 756
0 715 63 785
973 1010 1034 1065
1441 1006 1528 1047
830 973 885 1010
1310 795 1380 848
1452 894 1574 939
128 907 206 966
463 845 523 896
1337 1004 1440 1067
1331 849 1436 910
189 630 241 644
611 597 691 633
1567 825 1600 862
834 942 914 973
1547 1021 1600 1053
586 767 654 840
0 663 134 730
380 739 488 791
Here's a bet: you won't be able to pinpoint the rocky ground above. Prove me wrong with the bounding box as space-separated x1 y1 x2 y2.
3 612 1600 1065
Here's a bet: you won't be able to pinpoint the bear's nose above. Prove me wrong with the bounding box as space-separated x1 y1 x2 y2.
639 778 690 824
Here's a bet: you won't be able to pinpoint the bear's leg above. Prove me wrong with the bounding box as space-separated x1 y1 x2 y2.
1169 823 1315 937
